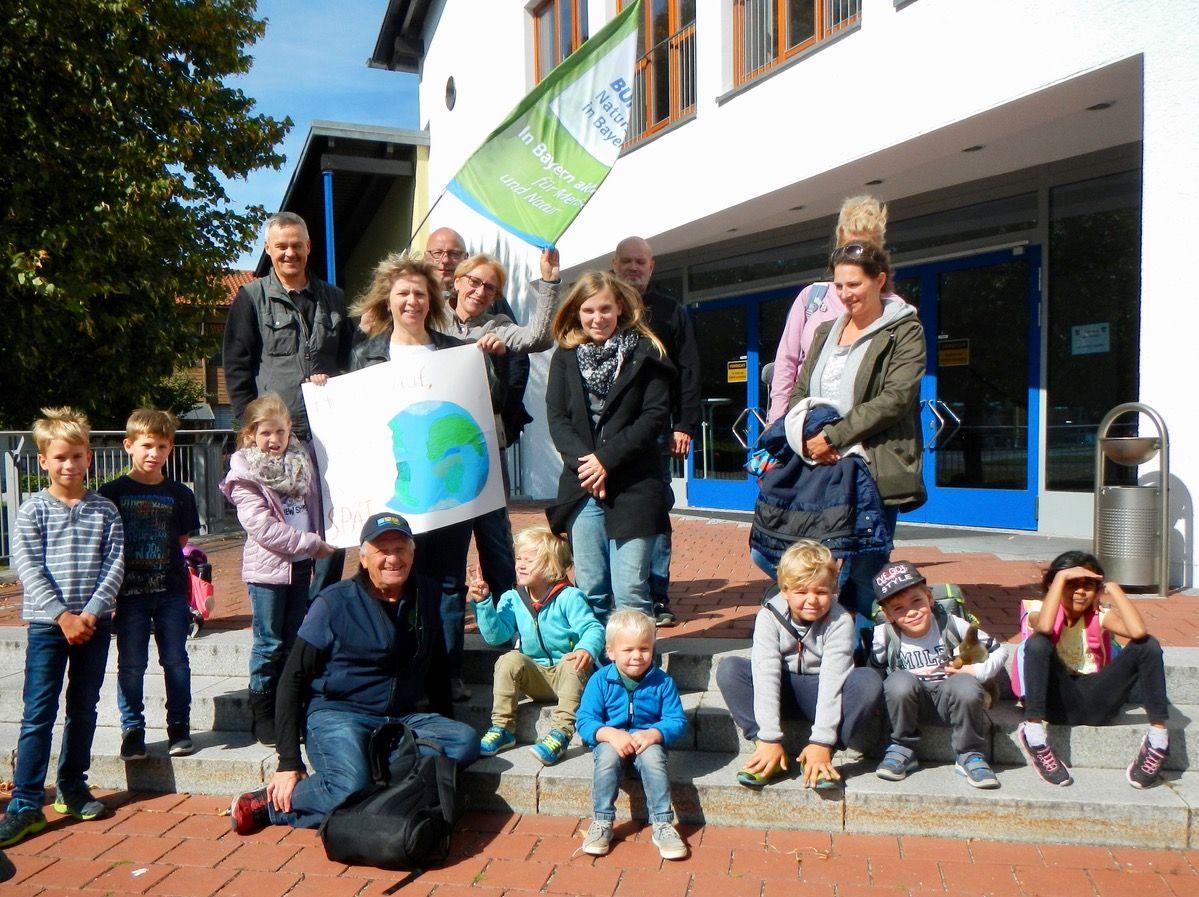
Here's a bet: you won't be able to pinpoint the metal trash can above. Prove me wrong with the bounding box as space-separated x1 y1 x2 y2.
1093 402 1170 592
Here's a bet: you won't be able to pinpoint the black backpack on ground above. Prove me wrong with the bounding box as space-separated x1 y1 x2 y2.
319 721 461 871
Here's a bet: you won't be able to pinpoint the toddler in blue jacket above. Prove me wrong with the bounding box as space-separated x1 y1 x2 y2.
575 610 689 861
469 526 604 766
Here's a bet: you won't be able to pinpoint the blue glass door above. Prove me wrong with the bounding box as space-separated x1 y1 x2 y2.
896 247 1042 529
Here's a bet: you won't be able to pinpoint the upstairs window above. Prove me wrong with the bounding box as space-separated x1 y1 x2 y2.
533 0 590 82
735 0 861 85
622 0 697 147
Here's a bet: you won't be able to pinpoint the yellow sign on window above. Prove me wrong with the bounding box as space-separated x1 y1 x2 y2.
727 360 747 383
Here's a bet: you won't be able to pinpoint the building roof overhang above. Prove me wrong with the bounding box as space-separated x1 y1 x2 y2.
368 0 434 74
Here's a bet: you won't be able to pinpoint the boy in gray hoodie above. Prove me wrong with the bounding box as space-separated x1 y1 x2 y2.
716 540 883 788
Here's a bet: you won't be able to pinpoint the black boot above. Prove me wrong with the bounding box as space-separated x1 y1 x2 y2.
249 690 276 747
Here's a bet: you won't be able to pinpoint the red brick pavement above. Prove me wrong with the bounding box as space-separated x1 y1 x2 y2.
3 503 1197 645
2 796 1197 897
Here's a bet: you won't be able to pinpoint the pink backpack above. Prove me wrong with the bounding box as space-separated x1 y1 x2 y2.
1010 599 1111 699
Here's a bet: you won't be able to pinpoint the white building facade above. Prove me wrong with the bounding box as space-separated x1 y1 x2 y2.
373 0 1199 585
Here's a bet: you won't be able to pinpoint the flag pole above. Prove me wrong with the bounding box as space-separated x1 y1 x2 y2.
404 187 448 255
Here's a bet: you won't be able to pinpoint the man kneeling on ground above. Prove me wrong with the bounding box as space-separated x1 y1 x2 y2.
230 512 480 833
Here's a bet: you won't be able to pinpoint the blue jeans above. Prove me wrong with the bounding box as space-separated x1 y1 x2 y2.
837 506 899 650
270 707 480 829
592 741 673 823
415 521 473 679
115 591 192 731
9 620 112 813
570 498 655 620
247 561 312 694
473 505 516 599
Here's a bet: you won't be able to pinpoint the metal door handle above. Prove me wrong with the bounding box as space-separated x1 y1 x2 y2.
937 400 962 447
731 407 766 449
924 400 947 452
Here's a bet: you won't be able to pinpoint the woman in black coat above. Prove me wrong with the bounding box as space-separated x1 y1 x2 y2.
545 272 674 620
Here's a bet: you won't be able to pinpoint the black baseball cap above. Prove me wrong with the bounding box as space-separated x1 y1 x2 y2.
873 561 927 602
359 512 414 544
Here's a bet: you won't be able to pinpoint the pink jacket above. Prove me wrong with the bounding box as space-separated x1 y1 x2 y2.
767 282 845 423
219 450 325 586
767 284 906 423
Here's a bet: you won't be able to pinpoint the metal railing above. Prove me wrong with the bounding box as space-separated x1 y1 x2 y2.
0 430 236 566
625 20 697 148
734 0 861 85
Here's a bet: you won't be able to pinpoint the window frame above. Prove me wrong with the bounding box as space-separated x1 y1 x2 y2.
733 0 861 87
532 0 589 83
619 0 698 148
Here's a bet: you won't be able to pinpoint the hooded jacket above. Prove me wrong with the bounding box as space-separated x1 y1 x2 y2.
750 595 856 746
219 449 325 585
789 297 926 510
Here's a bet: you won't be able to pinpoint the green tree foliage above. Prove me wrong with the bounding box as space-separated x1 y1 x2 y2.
0 0 289 427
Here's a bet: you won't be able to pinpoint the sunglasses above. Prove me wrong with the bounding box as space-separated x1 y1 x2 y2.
829 241 885 268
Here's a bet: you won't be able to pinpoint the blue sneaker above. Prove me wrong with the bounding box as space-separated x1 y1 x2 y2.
875 743 919 781
956 751 1000 789
479 726 517 757
530 728 571 766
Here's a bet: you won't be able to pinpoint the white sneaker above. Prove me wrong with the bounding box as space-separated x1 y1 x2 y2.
651 821 689 860
580 819 613 856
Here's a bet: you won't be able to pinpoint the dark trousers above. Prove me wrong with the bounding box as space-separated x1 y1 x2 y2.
473 505 516 599
1022 633 1169 724
883 670 988 755
414 521 473 679
715 655 883 747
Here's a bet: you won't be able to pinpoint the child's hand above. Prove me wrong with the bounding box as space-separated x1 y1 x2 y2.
314 541 336 559
467 565 490 602
630 728 663 754
797 743 839 788
57 611 95 645
1055 566 1103 584
944 663 980 678
743 741 788 777
598 727 636 757
561 649 593 674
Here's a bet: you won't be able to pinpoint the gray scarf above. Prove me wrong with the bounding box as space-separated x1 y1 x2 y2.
241 441 313 499
577 330 639 400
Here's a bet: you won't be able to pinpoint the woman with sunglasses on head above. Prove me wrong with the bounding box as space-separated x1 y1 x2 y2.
767 196 899 423
787 241 926 652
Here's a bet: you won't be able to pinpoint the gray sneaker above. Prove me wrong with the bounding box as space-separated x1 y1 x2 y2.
955 751 1000 789
580 819 613 856
651 821 689 860
875 743 918 781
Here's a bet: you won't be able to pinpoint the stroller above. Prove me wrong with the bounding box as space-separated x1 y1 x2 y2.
182 543 215 639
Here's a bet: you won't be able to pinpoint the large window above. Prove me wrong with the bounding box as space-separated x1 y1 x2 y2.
533 0 589 82
1046 170 1142 491
734 0 860 86
622 0 696 147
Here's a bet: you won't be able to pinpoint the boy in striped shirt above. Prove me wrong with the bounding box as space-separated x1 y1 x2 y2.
0 408 125 847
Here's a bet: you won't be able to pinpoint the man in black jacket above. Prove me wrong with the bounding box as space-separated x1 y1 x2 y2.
612 237 701 626
228 513 479 834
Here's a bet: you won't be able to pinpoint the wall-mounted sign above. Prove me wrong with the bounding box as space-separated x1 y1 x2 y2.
938 338 970 368
1071 322 1110 355
727 360 747 383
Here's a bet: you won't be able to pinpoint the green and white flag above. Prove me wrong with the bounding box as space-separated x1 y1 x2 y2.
447 1 642 248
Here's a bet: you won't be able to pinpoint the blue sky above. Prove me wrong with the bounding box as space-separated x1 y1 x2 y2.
223 0 420 268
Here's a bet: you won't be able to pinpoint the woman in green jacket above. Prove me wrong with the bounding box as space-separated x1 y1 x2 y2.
787 242 926 647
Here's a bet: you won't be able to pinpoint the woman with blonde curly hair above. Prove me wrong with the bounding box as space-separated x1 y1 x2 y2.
545 272 672 621
348 251 492 701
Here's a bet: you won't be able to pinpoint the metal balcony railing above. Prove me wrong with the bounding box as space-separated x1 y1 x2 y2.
625 20 697 148
735 0 861 85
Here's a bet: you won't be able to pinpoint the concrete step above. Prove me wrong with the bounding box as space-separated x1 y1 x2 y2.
0 670 252 733
2 629 1197 702
6 722 1191 849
